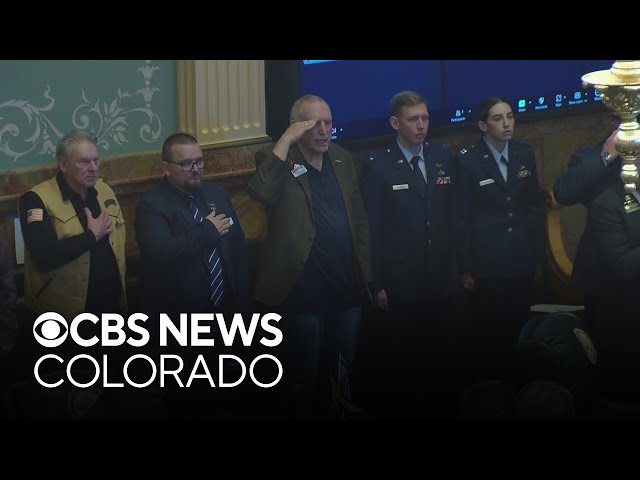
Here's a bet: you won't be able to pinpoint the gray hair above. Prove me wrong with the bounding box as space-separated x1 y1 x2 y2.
289 94 327 122
56 129 98 159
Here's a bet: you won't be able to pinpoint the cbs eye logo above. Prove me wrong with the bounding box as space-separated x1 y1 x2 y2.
33 312 68 347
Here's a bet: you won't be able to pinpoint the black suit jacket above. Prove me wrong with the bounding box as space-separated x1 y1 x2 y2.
135 177 250 319
455 138 545 281
361 141 459 307
553 143 622 294
588 182 640 353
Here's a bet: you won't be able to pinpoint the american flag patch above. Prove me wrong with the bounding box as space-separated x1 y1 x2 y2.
27 208 43 223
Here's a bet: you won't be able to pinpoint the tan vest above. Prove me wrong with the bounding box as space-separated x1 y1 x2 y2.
23 177 127 318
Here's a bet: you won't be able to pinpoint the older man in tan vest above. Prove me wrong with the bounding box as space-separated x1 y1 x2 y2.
19 129 126 324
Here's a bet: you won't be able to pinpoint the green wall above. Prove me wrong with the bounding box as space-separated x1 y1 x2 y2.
0 60 177 172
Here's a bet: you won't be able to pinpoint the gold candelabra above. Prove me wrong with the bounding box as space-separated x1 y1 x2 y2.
582 60 640 193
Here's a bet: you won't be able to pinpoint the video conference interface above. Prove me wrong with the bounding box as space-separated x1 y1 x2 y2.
300 60 614 142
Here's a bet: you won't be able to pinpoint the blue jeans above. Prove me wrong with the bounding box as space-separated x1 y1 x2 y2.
282 305 362 417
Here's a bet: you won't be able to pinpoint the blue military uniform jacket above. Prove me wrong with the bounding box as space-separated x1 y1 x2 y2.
588 182 640 353
361 141 459 307
455 138 545 281
553 143 622 294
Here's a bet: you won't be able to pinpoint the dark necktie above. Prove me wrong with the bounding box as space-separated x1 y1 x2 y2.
410 155 427 196
499 156 508 181
188 194 224 307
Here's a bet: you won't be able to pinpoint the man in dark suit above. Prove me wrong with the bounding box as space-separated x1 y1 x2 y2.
135 132 250 417
456 96 545 384
588 177 640 401
360 91 461 417
248 94 371 418
136 133 249 318
553 115 623 330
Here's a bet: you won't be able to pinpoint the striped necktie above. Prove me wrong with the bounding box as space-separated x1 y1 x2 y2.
188 194 224 307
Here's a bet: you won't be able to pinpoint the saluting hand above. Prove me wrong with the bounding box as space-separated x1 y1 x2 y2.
285 119 317 143
272 119 318 161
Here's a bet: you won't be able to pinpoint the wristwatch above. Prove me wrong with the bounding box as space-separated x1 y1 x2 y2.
601 151 613 166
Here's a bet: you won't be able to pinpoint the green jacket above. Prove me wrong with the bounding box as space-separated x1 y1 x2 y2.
248 142 371 306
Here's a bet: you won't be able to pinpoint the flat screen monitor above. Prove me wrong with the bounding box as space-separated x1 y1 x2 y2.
265 60 615 144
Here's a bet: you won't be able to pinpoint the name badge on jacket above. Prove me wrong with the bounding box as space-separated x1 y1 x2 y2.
392 184 409 190
479 178 495 186
291 164 308 177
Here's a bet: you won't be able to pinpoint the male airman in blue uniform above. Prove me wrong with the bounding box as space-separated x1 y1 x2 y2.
361 91 461 417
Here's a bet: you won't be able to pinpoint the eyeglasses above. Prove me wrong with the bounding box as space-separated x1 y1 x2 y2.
164 158 206 171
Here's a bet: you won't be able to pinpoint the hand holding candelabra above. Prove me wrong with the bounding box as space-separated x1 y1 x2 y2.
583 60 640 193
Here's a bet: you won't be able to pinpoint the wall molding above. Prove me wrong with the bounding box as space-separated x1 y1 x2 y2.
177 60 267 145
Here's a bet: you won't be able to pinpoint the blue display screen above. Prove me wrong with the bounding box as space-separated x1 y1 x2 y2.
297 60 614 142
